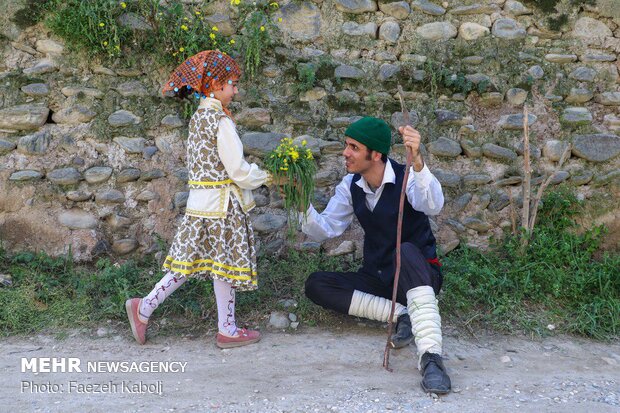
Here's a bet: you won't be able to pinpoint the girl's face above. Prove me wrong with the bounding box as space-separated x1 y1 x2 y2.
211 77 239 106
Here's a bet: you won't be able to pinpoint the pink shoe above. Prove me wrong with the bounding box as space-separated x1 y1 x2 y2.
216 328 261 349
125 298 148 345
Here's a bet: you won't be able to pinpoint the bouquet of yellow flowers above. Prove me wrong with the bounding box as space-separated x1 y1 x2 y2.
265 137 317 230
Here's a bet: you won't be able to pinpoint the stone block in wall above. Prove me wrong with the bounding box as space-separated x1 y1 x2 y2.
66 190 93 202
495 176 522 186
335 64 365 79
236 107 272 127
252 214 287 234
377 63 400 81
380 0 411 19
458 22 490 40
462 216 493 233
0 139 17 154
23 59 58 75
549 171 570 185
52 105 97 124
451 3 500 15
592 170 620 187
84 166 113 184
107 214 132 230
61 86 104 99
604 114 620 132
491 18 526 39
568 67 597 82
334 0 377 14
544 54 578 64
565 88 593 104
390 110 420 129
416 22 457 41
505 88 527 106
596 92 620 106
115 81 151 97
580 52 616 63
527 65 544 80
117 168 142 183
112 239 138 255
17 131 51 155
342 21 377 39
136 190 158 202
205 13 234 36
174 191 188 208
241 132 289 157
143 146 158 160
300 88 328 102
379 21 400 43
435 109 467 126
58 209 98 230
108 110 142 127
572 134 620 162
161 114 185 128
141 169 165 181
117 12 152 31
460 140 482 158
274 2 321 42
21 83 50 97
497 113 536 130
481 143 517 162
35 39 64 55
561 107 592 126
431 168 461 188
96 190 125 204
428 137 462 157
571 17 612 43
463 174 492 186
9 170 44 181
504 1 531 16
570 171 593 186
114 136 146 154
410 1 445 16
0 104 49 131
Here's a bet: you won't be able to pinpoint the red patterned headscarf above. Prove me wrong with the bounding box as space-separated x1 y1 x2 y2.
162 50 242 116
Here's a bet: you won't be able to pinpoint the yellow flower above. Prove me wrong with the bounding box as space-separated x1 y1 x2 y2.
195 11 201 15
212 26 219 32
99 22 105 27
260 26 265 32
278 17 282 22
229 39 235 44
291 150 299 161
120 2 126 9
280 167 288 171
301 140 307 146
230 0 241 5
103 41 108 46
209 33 216 40
270 2 279 7
115 45 120 51
179 47 185 52
181 24 189 31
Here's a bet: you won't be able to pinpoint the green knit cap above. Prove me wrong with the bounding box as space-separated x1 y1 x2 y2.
345 117 391 155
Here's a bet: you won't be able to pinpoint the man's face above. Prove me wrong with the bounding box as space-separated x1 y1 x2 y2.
343 137 378 174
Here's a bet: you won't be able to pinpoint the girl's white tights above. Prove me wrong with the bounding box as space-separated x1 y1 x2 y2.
139 272 237 336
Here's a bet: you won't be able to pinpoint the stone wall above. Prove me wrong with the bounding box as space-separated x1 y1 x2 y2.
1 0 619 261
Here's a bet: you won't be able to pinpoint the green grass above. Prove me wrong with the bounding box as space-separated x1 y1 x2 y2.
441 188 620 340
1 189 618 340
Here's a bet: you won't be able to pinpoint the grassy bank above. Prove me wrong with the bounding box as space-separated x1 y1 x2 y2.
1 190 618 340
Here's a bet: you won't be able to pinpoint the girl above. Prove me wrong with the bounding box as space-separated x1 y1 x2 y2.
126 50 271 348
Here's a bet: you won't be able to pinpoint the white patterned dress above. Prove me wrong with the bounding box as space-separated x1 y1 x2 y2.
163 98 270 291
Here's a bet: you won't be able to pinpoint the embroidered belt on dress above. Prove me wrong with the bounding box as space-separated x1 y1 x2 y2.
188 179 232 188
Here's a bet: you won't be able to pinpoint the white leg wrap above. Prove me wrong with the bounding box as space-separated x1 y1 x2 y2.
407 286 443 369
348 290 407 323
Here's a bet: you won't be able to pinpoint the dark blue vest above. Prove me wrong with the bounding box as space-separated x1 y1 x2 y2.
350 159 437 284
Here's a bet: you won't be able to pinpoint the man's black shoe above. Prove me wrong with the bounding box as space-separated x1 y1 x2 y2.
389 313 413 349
420 352 451 394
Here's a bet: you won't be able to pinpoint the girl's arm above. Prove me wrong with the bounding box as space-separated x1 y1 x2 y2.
217 117 270 190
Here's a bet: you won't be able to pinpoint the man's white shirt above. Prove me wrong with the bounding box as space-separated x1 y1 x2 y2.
301 161 444 242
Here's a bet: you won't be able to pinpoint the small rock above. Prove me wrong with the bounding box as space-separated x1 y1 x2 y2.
268 311 290 329
327 241 355 256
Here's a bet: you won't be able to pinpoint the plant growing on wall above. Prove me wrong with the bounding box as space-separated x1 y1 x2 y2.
524 0 598 31
232 0 281 79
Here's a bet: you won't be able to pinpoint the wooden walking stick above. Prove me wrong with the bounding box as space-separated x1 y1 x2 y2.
383 85 414 371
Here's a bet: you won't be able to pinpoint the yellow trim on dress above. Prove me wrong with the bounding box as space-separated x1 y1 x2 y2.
163 256 257 280
188 179 233 187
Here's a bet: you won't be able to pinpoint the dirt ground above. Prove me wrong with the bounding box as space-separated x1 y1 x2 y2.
1 325 619 413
